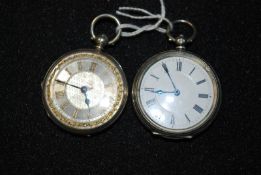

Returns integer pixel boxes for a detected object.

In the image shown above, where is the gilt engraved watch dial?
[42,50,128,134]
[132,50,221,138]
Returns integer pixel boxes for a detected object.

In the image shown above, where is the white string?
[116,0,172,37]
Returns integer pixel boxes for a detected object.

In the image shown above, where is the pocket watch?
[42,14,128,134]
[132,20,221,139]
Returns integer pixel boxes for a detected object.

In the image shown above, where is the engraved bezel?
[132,50,221,139]
[42,49,128,134]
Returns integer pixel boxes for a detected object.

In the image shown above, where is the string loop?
[116,0,173,37]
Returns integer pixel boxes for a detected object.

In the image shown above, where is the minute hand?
[162,62,178,91]
[55,80,81,89]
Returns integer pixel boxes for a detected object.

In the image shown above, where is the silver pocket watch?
[42,14,128,135]
[132,20,221,139]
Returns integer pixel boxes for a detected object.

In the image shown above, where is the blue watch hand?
[84,93,90,112]
[155,90,175,94]
[81,86,90,112]
[162,62,180,96]
[144,89,175,94]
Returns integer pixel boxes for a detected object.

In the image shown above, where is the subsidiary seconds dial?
[132,51,221,138]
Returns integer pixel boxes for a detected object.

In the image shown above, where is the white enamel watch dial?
[132,51,221,138]
[42,50,128,134]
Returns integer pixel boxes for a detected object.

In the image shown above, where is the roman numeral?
[185,114,191,123]
[144,88,154,91]
[170,115,175,127]
[146,98,156,106]
[86,113,91,119]
[108,96,115,103]
[198,94,209,98]
[193,104,203,114]
[77,62,83,71]
[196,79,206,85]
[189,67,195,75]
[55,91,64,98]
[89,62,97,72]
[72,109,79,118]
[177,60,182,71]
[65,68,72,76]
[61,102,69,110]
[150,74,159,80]
[104,83,113,88]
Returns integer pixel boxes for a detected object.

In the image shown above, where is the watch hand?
[81,86,90,112]
[161,62,180,96]
[84,93,90,112]
[145,89,175,94]
[56,80,93,90]
[56,80,81,89]
[162,62,177,90]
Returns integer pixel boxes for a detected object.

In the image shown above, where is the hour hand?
[81,86,91,112]
[144,88,175,94]
[84,94,90,112]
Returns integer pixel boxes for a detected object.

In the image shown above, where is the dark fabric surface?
[1,0,260,174]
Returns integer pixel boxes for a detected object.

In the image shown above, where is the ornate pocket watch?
[132,20,221,139]
[42,14,128,134]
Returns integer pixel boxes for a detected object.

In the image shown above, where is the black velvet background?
[1,0,260,174]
